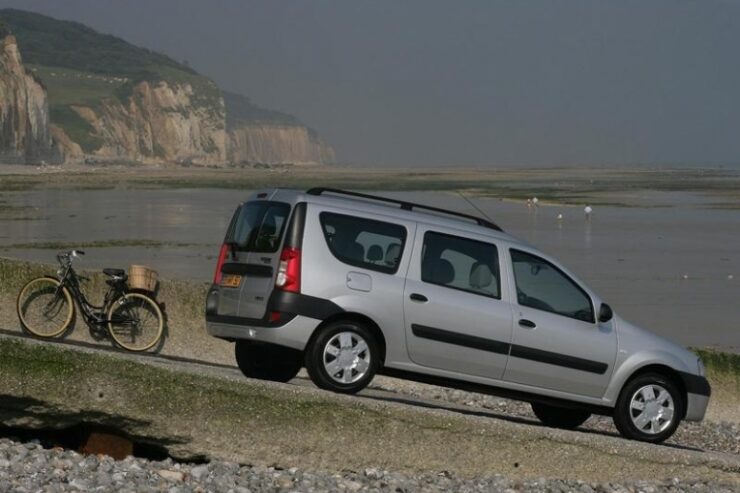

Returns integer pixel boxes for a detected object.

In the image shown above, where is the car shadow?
[351,386,704,453]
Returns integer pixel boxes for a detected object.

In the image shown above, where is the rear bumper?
[206,314,320,351]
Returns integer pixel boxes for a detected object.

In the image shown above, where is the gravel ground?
[368,376,740,456]
[1,438,738,493]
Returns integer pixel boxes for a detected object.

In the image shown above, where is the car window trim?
[509,248,595,323]
[421,230,502,300]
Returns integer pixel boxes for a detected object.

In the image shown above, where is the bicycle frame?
[55,262,128,327]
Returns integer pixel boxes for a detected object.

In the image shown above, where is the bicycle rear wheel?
[16,277,74,338]
[107,292,164,352]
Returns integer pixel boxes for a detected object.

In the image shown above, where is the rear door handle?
[409,293,428,302]
[518,319,536,329]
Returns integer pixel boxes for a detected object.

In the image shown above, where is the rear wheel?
[613,372,683,443]
[107,292,164,352]
[305,320,379,394]
[16,277,74,338]
[234,341,301,382]
[531,402,591,429]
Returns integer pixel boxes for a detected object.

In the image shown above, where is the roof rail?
[306,188,503,232]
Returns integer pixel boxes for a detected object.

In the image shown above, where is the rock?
[158,469,185,482]
[189,464,209,481]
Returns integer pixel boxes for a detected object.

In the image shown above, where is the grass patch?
[48,105,103,153]
[0,337,351,426]
[28,65,120,106]
[695,348,740,378]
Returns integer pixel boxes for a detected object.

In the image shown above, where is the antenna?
[457,191,496,225]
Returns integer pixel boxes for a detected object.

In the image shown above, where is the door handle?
[518,319,536,329]
[409,293,428,302]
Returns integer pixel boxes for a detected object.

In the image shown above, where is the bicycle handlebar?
[57,249,85,266]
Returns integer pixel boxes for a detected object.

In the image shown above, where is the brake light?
[276,247,301,292]
[213,243,229,284]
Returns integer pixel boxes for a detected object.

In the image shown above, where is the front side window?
[510,249,594,322]
[421,232,501,298]
[320,212,406,274]
[229,201,291,253]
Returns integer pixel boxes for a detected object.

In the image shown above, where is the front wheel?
[17,277,75,338]
[613,373,683,443]
[107,292,164,352]
[531,402,591,429]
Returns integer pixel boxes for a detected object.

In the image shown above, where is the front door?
[403,227,513,380]
[503,248,616,397]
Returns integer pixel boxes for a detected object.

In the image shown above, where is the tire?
[107,292,164,352]
[613,372,683,443]
[17,277,75,338]
[234,341,302,383]
[531,402,591,429]
[305,320,379,394]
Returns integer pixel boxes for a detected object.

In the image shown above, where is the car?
[205,188,710,443]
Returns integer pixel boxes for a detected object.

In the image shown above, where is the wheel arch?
[618,364,688,418]
[307,312,387,364]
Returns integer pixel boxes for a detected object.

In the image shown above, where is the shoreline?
[1,164,739,209]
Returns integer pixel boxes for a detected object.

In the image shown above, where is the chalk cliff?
[0,33,52,164]
[0,9,335,166]
[54,80,227,165]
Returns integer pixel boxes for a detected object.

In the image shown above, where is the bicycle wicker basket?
[128,264,159,292]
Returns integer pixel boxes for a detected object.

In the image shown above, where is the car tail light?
[276,247,301,293]
[213,243,229,284]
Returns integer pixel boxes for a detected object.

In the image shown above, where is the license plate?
[221,274,242,288]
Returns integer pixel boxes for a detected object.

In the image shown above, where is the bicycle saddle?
[103,268,126,277]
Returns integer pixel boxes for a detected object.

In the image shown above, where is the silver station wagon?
[206,188,710,443]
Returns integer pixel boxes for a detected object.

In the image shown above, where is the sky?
[1,0,739,167]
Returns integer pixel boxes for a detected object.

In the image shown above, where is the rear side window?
[229,201,291,253]
[319,212,406,274]
[422,232,501,298]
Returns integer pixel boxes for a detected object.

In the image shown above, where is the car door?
[403,226,513,380]
[502,247,616,397]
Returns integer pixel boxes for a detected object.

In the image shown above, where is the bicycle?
[16,249,165,352]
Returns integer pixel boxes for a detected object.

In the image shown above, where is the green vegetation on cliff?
[0,8,195,81]
[223,91,301,129]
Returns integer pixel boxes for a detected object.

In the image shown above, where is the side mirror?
[599,303,613,323]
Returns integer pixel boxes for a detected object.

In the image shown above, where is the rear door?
[217,200,292,319]
[403,226,513,380]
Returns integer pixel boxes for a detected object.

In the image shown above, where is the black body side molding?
[411,323,609,375]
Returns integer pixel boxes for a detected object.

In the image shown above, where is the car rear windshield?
[228,201,291,253]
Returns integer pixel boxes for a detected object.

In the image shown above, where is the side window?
[421,232,500,299]
[319,212,406,274]
[510,249,594,323]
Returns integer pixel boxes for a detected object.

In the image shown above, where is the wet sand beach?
[0,166,738,351]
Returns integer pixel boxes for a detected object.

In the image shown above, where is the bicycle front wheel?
[107,292,164,352]
[16,277,75,338]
